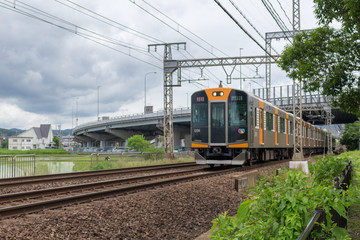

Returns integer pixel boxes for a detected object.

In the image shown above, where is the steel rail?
[0,159,288,219]
[0,162,197,187]
[0,167,207,203]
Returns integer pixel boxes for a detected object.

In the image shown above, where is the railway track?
[0,162,198,187]
[0,159,288,219]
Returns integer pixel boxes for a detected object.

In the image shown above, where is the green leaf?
[332,226,350,240]
[331,204,348,219]
[236,200,250,222]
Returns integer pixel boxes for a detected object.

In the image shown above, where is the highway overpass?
[72,108,191,150]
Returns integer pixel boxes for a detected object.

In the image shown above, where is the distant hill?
[9,128,24,133]
[0,128,19,137]
[53,129,73,136]
[0,128,73,137]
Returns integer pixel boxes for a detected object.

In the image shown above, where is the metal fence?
[297,161,352,240]
[0,155,36,178]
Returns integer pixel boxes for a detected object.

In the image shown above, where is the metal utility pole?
[164,55,279,158]
[148,42,186,159]
[324,103,333,154]
[291,0,304,160]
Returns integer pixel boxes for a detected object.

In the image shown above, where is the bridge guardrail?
[73,107,191,134]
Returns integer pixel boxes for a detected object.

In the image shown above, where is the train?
[190,87,328,166]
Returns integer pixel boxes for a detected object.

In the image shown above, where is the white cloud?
[0,102,51,130]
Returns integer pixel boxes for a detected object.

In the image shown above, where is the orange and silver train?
[191,87,328,166]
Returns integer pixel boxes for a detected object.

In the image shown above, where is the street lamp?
[97,85,101,121]
[144,71,157,113]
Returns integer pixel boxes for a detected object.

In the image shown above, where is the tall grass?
[0,149,69,155]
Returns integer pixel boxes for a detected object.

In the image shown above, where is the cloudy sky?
[0,0,319,130]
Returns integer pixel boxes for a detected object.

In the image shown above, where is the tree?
[127,135,150,152]
[1,140,8,149]
[278,0,360,117]
[53,136,60,147]
[340,121,360,150]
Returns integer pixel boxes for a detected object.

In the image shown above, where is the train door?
[259,108,264,145]
[210,102,226,143]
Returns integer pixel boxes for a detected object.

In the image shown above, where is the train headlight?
[212,91,224,97]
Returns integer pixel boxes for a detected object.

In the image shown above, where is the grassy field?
[0,149,69,155]
[0,149,195,176]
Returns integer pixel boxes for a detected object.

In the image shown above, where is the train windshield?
[192,103,208,127]
[211,103,225,127]
[229,101,247,126]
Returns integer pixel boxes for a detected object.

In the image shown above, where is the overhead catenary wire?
[177,50,225,87]
[261,0,292,43]
[3,0,151,53]
[140,0,230,57]
[53,0,243,85]
[0,0,162,68]
[213,0,275,59]
[130,0,259,77]
[129,0,230,59]
[55,0,164,44]
[275,0,292,27]
[227,0,280,55]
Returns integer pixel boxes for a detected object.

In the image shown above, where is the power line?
[130,0,259,77]
[275,0,292,27]
[213,0,274,58]
[140,0,230,57]
[129,0,228,58]
[261,0,292,42]
[0,0,162,68]
[55,0,164,44]
[178,50,224,87]
[227,0,280,55]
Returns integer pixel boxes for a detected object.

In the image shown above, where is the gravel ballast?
[0,161,291,239]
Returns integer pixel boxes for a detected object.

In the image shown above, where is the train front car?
[191,88,249,166]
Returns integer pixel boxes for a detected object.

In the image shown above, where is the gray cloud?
[0,0,318,129]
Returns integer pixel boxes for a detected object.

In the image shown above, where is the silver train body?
[191,88,327,166]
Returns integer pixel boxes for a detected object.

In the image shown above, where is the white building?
[61,135,75,147]
[8,124,54,150]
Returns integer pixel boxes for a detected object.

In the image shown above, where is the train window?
[280,117,285,133]
[289,120,293,134]
[192,103,208,127]
[229,101,247,126]
[211,103,225,127]
[266,112,273,131]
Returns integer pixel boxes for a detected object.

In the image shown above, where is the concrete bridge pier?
[174,125,190,150]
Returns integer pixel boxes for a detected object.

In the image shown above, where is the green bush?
[90,161,117,170]
[127,135,150,152]
[142,146,164,160]
[309,154,350,185]
[211,153,360,239]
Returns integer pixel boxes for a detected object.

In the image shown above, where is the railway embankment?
[211,151,360,239]
[0,160,289,239]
